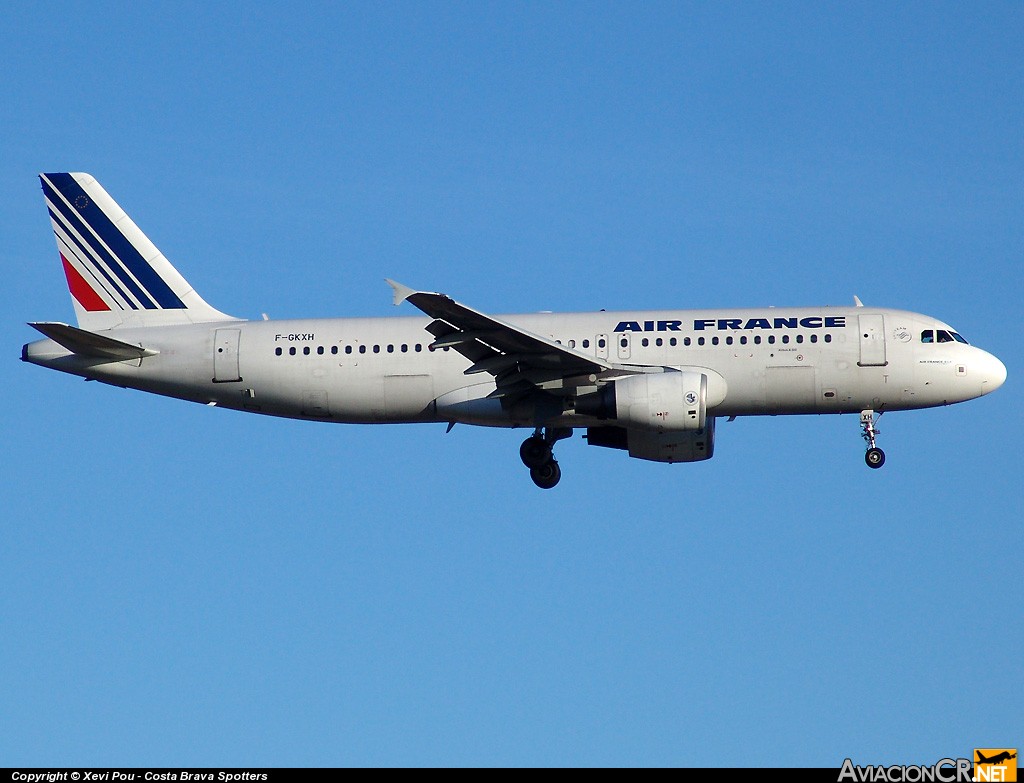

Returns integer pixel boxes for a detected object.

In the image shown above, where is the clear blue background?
[2,2,1019,767]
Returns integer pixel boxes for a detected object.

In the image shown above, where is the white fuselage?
[22,305,1006,428]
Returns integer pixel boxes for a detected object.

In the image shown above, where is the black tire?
[530,460,561,489]
[865,447,885,469]
[520,436,552,468]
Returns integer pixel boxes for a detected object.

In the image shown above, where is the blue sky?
[2,2,1020,767]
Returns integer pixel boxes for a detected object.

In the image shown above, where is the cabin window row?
[555,334,834,349]
[639,333,833,347]
[274,343,445,356]
[276,332,837,357]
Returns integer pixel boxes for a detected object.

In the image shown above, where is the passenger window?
[725,336,733,346]
[754,336,761,345]
[373,345,380,353]
[317,346,324,355]
[824,334,832,343]
[796,335,804,344]
[641,338,649,347]
[387,344,394,353]
[669,337,677,346]
[782,335,790,344]
[568,339,575,348]
[768,335,776,345]
[331,346,338,355]
[684,337,691,346]
[345,346,353,354]
[303,346,310,355]
[656,338,663,347]
[289,347,296,355]
[620,337,628,348]
[740,336,747,345]
[598,338,606,348]
[415,344,422,352]
[359,345,366,354]
[698,337,705,346]
[810,334,818,344]
[921,330,934,343]
[275,347,282,356]
[401,344,408,352]
[582,339,590,348]
[712,337,719,346]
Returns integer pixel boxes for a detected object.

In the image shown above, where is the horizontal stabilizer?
[29,322,158,361]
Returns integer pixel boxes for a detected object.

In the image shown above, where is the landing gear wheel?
[530,460,561,489]
[520,436,552,469]
[859,410,886,470]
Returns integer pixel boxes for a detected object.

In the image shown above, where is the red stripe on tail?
[61,253,110,311]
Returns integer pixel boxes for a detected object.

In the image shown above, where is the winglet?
[853,295,864,307]
[385,279,417,306]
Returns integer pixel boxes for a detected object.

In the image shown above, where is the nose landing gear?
[520,427,572,489]
[860,410,885,469]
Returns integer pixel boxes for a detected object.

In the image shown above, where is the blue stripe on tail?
[47,207,137,310]
[43,179,154,309]
[42,174,186,309]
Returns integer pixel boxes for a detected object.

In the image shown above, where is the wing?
[386,280,621,399]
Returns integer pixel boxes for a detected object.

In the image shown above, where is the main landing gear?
[520,427,572,489]
[860,410,885,469]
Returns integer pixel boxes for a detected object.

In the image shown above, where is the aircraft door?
[617,332,631,360]
[213,328,242,382]
[858,315,887,367]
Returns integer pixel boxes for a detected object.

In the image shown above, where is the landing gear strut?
[521,427,572,489]
[860,410,885,469]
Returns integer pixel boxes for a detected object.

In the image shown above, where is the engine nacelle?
[586,417,716,463]
[576,369,724,433]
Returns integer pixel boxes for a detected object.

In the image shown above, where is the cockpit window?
[922,328,968,345]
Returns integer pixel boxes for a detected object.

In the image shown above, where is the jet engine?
[575,369,724,433]
[576,368,723,463]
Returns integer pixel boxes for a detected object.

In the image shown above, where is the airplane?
[976,752,1016,765]
[22,172,1007,489]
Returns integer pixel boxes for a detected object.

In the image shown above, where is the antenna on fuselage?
[853,296,864,307]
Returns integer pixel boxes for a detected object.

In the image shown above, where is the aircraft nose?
[980,351,1007,395]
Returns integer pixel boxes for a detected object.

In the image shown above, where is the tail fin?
[39,172,237,330]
